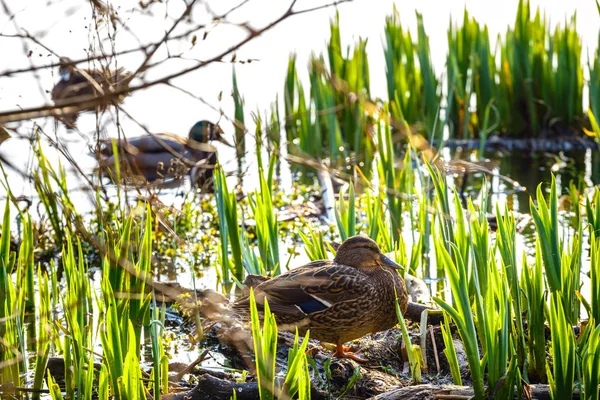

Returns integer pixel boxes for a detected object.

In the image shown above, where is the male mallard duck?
[52,57,131,127]
[98,120,231,186]
[233,235,408,362]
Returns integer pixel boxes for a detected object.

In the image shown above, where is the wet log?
[161,373,259,400]
[369,383,580,400]
[405,302,443,325]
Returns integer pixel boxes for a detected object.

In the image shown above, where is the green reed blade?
[548,292,576,400]
[522,244,547,382]
[249,289,278,400]
[440,314,462,385]
[233,66,246,160]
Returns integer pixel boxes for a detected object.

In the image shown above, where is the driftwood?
[369,383,580,400]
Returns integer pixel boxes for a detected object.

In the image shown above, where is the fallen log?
[405,302,443,325]
[161,370,327,400]
[161,373,260,400]
[369,383,580,400]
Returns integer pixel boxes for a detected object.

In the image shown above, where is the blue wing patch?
[296,298,329,314]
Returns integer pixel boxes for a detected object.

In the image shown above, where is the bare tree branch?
[0,0,354,125]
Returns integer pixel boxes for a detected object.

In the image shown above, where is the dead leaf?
[0,127,11,145]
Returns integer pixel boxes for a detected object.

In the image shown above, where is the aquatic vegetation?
[385,8,440,138]
[446,8,496,139]
[213,166,244,283]
[284,13,374,171]
[433,234,485,399]
[522,243,547,382]
[250,135,280,275]
[249,290,311,400]
[395,296,422,383]
[233,66,246,161]
[249,289,278,400]
[589,2,600,141]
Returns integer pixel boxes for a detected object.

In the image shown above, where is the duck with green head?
[233,235,408,362]
[99,120,231,186]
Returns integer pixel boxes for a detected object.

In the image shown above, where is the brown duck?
[51,57,130,127]
[233,235,408,362]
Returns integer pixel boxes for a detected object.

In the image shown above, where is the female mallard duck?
[233,235,408,362]
[98,120,231,187]
[52,57,131,127]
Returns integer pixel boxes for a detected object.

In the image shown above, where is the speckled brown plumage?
[51,57,131,127]
[233,235,409,361]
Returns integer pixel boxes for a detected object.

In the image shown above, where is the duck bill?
[212,124,233,147]
[380,254,403,269]
[216,135,233,148]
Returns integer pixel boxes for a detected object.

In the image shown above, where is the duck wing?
[100,134,188,156]
[234,262,372,319]
[52,68,129,101]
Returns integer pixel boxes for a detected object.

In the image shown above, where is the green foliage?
[335,183,356,240]
[494,205,526,369]
[395,295,421,383]
[530,176,562,293]
[591,232,600,326]
[33,139,73,247]
[32,266,51,399]
[248,289,312,400]
[522,245,547,382]
[233,66,246,160]
[299,227,330,261]
[214,166,244,282]
[547,293,576,400]
[589,2,600,142]
[531,175,581,323]
[582,324,600,400]
[0,200,23,389]
[327,12,372,170]
[285,14,374,169]
[433,236,485,400]
[376,114,403,245]
[249,290,278,400]
[249,151,280,275]
[384,8,440,137]
[149,301,168,399]
[440,315,462,385]
[282,329,311,399]
[446,8,494,138]
[500,0,583,135]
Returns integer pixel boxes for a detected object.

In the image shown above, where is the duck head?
[189,120,232,146]
[333,235,403,270]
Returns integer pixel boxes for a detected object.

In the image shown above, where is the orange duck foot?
[332,344,368,363]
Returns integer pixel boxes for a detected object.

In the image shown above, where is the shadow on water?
[456,149,600,214]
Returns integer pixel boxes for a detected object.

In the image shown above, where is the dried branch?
[0,0,354,125]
